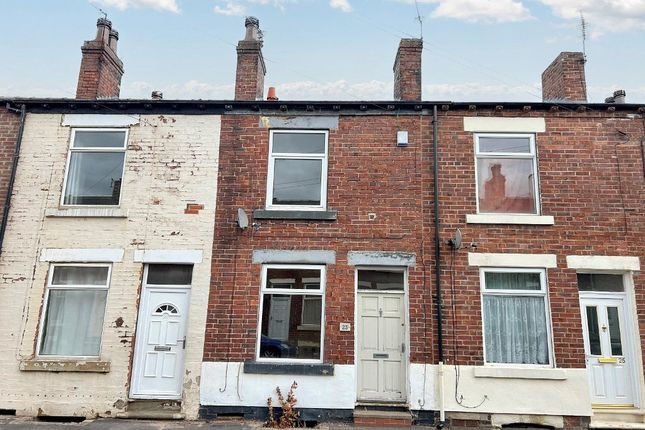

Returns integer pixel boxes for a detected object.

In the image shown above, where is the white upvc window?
[37,264,111,358]
[266,130,328,211]
[62,128,128,206]
[475,133,539,215]
[257,265,325,362]
[480,268,552,366]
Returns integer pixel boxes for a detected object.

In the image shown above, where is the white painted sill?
[45,208,128,218]
[473,366,567,380]
[466,214,554,225]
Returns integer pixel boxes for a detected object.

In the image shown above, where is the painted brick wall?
[0,106,20,229]
[0,114,220,419]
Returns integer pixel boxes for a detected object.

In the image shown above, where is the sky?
[1,0,644,103]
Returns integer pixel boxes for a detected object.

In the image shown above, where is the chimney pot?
[267,87,278,101]
[393,38,423,101]
[541,52,587,102]
[151,91,163,100]
[613,89,626,104]
[108,30,119,53]
[244,16,261,41]
[96,18,112,44]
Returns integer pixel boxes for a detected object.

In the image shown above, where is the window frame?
[266,129,329,211]
[61,128,129,207]
[474,133,540,215]
[36,263,112,359]
[479,267,554,367]
[256,264,326,364]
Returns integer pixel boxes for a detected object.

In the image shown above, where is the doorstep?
[116,400,184,420]
[353,407,412,427]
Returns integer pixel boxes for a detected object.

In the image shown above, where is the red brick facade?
[203,106,645,374]
[0,106,20,228]
[436,109,645,369]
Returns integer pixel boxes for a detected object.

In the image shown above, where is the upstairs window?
[266,130,328,210]
[62,129,127,206]
[475,134,539,214]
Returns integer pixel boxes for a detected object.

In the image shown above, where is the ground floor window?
[481,268,551,365]
[258,265,325,361]
[39,264,111,357]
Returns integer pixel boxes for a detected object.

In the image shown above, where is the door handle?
[179,336,186,350]
[401,343,405,353]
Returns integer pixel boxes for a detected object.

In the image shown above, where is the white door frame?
[578,272,642,409]
[130,266,192,400]
[354,266,410,404]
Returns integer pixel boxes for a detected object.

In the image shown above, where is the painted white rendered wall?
[409,364,591,417]
[0,114,220,419]
[202,361,590,418]
[201,363,356,410]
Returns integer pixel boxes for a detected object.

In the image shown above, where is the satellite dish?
[454,228,462,249]
[448,228,463,249]
[237,208,249,229]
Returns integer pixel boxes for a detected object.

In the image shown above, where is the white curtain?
[64,153,83,205]
[40,290,107,356]
[484,295,548,364]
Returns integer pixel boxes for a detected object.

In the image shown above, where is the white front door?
[357,292,406,402]
[580,296,635,407]
[131,288,190,399]
[268,296,291,341]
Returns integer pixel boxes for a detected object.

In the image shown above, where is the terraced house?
[0,16,644,430]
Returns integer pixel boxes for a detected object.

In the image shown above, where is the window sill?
[19,359,111,373]
[466,214,554,225]
[253,209,337,221]
[243,360,334,376]
[45,208,128,218]
[473,366,566,380]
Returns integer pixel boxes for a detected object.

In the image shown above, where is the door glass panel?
[607,306,623,356]
[586,306,602,356]
[357,270,404,291]
[577,274,624,292]
[147,264,193,285]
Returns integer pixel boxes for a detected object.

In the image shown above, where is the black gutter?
[3,98,644,115]
[433,104,444,363]
[0,103,26,256]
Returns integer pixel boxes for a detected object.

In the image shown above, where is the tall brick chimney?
[234,17,266,101]
[541,52,587,103]
[76,18,124,100]
[393,38,423,101]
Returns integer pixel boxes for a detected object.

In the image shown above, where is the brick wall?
[204,106,644,381]
[76,19,123,100]
[0,114,220,419]
[0,106,20,230]
[542,52,587,102]
[436,109,645,371]
[204,113,436,364]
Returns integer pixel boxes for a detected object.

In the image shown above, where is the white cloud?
[396,0,533,23]
[123,80,234,99]
[539,0,645,36]
[330,0,352,13]
[90,0,180,13]
[213,1,247,16]
[425,82,541,101]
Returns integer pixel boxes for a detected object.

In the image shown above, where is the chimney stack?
[393,38,423,101]
[234,17,266,101]
[541,52,587,103]
[76,18,124,100]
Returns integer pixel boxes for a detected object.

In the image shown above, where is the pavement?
[0,417,435,430]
